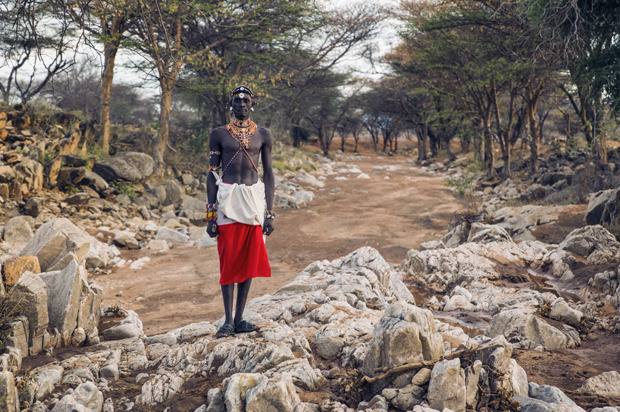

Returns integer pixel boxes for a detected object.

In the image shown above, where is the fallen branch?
[362,343,504,384]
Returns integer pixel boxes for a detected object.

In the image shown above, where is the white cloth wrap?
[213,171,265,226]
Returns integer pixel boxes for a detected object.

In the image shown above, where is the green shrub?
[113,181,137,200]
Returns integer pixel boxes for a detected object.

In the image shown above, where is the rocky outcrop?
[92,151,154,182]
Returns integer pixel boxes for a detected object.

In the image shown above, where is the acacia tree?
[62,0,138,154]
[127,0,226,175]
[532,0,620,164]
[0,0,74,104]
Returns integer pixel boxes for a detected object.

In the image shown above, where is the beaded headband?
[231,85,253,101]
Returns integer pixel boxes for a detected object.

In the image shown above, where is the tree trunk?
[100,42,119,155]
[417,123,427,162]
[526,85,541,174]
[155,79,173,176]
[482,115,495,178]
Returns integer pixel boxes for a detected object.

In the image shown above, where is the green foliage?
[445,174,477,196]
[112,181,137,200]
[63,183,82,195]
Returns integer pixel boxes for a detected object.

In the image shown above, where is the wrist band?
[265,209,276,219]
[206,204,218,221]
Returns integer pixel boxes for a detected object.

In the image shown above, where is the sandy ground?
[97,146,466,336]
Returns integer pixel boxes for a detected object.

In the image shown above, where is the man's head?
[230,85,255,121]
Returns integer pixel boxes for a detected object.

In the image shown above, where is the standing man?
[206,85,275,338]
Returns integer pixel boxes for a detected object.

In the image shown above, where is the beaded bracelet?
[265,209,276,219]
[206,204,218,221]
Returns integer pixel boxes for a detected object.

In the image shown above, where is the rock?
[245,375,302,412]
[3,216,33,248]
[427,358,466,412]
[586,188,619,226]
[510,359,529,396]
[443,295,475,312]
[51,381,104,412]
[164,179,184,206]
[57,166,87,189]
[28,364,64,403]
[578,371,620,398]
[223,373,267,412]
[24,197,45,217]
[464,360,482,408]
[362,302,444,384]
[529,382,580,406]
[154,226,190,247]
[488,309,578,350]
[71,327,86,346]
[20,218,93,271]
[0,372,19,412]
[206,388,225,412]
[411,368,432,386]
[312,335,344,360]
[389,384,425,411]
[559,225,619,264]
[100,363,120,381]
[147,239,170,252]
[292,171,325,188]
[549,298,583,327]
[467,223,513,244]
[492,205,562,241]
[11,272,49,355]
[514,394,585,412]
[358,395,389,411]
[2,255,40,286]
[93,151,154,182]
[38,257,82,345]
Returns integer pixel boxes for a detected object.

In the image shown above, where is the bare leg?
[221,283,235,327]
[234,278,252,326]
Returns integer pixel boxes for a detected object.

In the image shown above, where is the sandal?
[234,320,260,334]
[215,323,234,338]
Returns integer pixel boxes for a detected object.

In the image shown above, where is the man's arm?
[261,128,275,236]
[206,129,221,238]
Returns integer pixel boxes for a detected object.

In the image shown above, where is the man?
[206,85,275,338]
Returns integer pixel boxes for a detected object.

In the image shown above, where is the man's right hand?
[207,221,219,238]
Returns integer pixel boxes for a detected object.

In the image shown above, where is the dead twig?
[362,343,504,385]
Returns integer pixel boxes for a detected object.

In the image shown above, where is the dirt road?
[97,150,467,336]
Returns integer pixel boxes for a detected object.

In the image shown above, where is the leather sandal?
[234,320,260,334]
[216,323,234,338]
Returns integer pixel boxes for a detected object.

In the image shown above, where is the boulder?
[51,381,104,412]
[0,372,19,412]
[2,255,40,286]
[57,167,86,189]
[3,216,33,249]
[578,371,620,398]
[427,358,466,412]
[93,153,148,182]
[245,375,302,412]
[20,218,93,271]
[362,302,444,381]
[559,225,619,264]
[586,188,619,225]
[488,308,578,350]
[38,257,82,345]
[164,179,184,206]
[24,197,46,217]
[155,227,190,247]
[11,272,49,355]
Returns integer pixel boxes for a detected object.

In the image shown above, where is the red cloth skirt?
[217,223,271,285]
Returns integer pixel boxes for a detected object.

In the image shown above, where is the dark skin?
[206,93,275,334]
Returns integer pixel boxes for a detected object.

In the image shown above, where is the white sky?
[1,0,402,101]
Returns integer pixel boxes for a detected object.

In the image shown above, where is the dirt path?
[96,150,467,335]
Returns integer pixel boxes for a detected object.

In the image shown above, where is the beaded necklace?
[226,118,257,149]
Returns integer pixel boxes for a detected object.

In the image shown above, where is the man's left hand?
[263,218,274,236]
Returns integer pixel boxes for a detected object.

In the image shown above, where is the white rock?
[427,358,466,412]
[578,371,620,398]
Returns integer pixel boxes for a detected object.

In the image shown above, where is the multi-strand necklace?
[226,118,257,149]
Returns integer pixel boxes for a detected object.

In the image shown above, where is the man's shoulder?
[210,125,228,136]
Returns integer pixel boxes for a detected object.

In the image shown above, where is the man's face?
[231,95,253,119]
